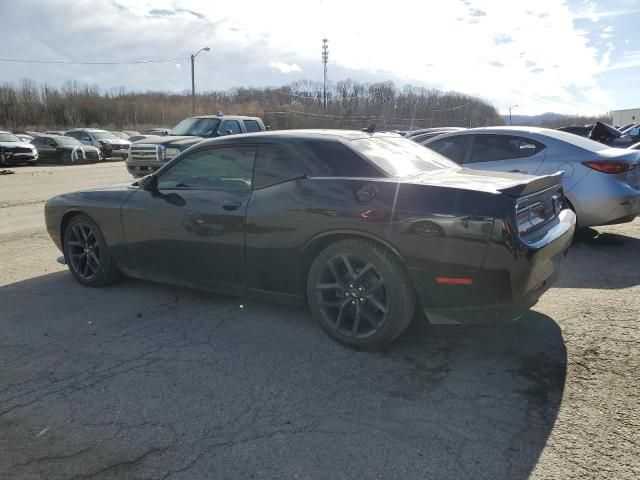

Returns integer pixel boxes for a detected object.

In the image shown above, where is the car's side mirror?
[139,175,158,192]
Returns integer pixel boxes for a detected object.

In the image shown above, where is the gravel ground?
[0,163,638,479]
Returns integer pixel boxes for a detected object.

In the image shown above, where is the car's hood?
[588,121,622,143]
[406,167,561,197]
[0,141,35,149]
[132,135,203,147]
[101,139,131,146]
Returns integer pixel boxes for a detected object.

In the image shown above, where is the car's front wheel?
[307,238,416,349]
[63,214,121,287]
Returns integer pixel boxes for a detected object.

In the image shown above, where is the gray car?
[420,127,640,228]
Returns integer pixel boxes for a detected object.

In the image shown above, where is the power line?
[0,57,187,65]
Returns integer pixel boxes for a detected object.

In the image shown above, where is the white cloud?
[3,0,636,115]
[269,61,302,74]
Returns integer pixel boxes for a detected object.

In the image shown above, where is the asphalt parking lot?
[1,163,639,479]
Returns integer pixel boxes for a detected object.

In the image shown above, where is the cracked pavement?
[1,163,639,479]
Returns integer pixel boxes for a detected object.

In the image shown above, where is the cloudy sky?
[1,0,639,115]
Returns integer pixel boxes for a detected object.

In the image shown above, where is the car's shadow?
[1,272,566,480]
[555,227,640,289]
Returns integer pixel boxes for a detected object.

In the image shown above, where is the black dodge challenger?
[45,130,576,349]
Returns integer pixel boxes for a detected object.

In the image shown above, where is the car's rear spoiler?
[498,172,563,198]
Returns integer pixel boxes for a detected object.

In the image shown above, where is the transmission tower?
[322,38,329,109]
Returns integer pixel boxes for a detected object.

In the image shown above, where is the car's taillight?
[516,195,560,235]
[582,161,636,174]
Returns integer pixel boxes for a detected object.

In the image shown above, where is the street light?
[509,104,519,126]
[191,46,210,114]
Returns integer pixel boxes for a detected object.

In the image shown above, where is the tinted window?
[350,136,458,177]
[254,146,305,189]
[298,139,384,177]
[243,120,262,133]
[31,137,45,146]
[158,147,256,191]
[170,118,220,137]
[220,120,242,135]
[0,132,20,142]
[66,131,81,140]
[470,135,545,163]
[427,136,470,164]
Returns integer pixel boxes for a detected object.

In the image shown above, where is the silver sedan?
[419,127,640,228]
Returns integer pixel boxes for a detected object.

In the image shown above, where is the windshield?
[90,131,117,140]
[55,136,81,146]
[543,129,610,152]
[350,135,459,177]
[170,117,221,137]
[0,133,21,142]
[110,131,129,139]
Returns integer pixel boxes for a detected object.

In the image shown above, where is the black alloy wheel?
[307,239,416,349]
[316,254,389,339]
[64,215,120,286]
[66,222,101,281]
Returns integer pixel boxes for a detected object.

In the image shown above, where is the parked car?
[64,128,131,160]
[15,134,35,143]
[31,135,102,163]
[561,121,640,147]
[405,127,466,139]
[145,128,170,135]
[127,113,266,177]
[123,130,141,137]
[0,130,38,165]
[556,125,593,137]
[421,127,640,228]
[44,130,67,136]
[45,130,575,349]
[110,131,130,140]
[410,128,467,143]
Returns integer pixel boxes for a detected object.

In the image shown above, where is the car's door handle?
[508,169,523,173]
[222,200,242,211]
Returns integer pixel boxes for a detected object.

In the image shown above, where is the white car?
[64,128,131,160]
[0,131,38,166]
[420,127,640,228]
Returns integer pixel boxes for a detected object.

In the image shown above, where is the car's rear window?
[350,136,458,177]
[543,130,609,152]
[297,139,385,178]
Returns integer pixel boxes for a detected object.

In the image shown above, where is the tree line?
[0,78,505,132]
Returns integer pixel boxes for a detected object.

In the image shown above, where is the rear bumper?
[414,209,576,324]
[568,178,640,227]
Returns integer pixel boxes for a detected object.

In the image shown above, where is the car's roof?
[197,129,401,146]
[0,130,13,134]
[190,115,262,121]
[67,128,108,132]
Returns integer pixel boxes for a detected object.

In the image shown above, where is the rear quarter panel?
[245,177,497,296]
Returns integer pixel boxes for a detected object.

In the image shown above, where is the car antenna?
[361,124,376,133]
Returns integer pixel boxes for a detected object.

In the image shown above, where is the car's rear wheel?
[307,239,415,349]
[63,214,120,287]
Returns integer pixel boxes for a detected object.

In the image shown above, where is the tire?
[306,238,416,349]
[63,214,121,287]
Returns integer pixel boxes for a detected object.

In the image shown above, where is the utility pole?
[509,104,519,126]
[322,38,329,109]
[191,46,210,114]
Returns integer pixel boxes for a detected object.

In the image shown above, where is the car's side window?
[469,135,545,163]
[427,136,470,164]
[254,146,305,189]
[220,120,242,135]
[81,132,92,142]
[31,137,44,146]
[243,120,262,133]
[157,147,256,191]
[297,139,384,178]
[66,131,80,140]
